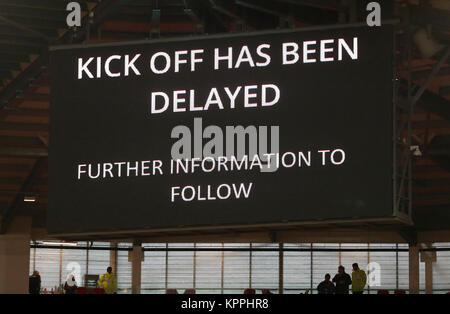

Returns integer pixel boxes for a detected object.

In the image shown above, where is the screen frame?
[48,21,407,237]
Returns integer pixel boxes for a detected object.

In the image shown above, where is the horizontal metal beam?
[0,135,46,147]
[100,20,198,33]
[0,52,30,63]
[0,108,50,119]
[411,46,450,109]
[0,0,89,11]
[0,121,49,132]
[0,44,43,55]
[0,15,66,31]
[0,14,52,43]
[400,78,450,122]
[0,147,48,157]
[236,0,286,18]
[411,66,450,81]
[410,4,450,29]
[17,92,50,101]
[0,177,46,186]
[0,0,126,109]
[274,0,346,11]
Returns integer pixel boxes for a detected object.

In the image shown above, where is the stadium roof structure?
[0,0,449,243]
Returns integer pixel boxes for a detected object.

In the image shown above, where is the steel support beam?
[0,52,47,109]
[409,245,420,294]
[0,0,130,109]
[0,156,47,234]
[0,147,48,157]
[209,0,241,20]
[0,14,52,43]
[410,46,450,109]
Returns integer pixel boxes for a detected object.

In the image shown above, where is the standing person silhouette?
[98,266,117,294]
[332,266,352,294]
[29,270,41,294]
[351,263,367,294]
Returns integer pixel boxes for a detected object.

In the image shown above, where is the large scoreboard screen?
[49,25,394,235]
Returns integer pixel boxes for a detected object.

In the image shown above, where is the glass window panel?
[341,244,368,271]
[167,243,194,290]
[87,248,110,277]
[223,243,250,293]
[195,244,222,292]
[283,244,311,294]
[434,250,450,293]
[142,244,166,293]
[419,261,426,292]
[369,250,396,290]
[29,247,35,275]
[28,242,420,294]
[35,248,61,291]
[398,251,409,290]
[251,244,278,292]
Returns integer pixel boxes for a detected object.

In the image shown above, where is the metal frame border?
[48,20,407,238]
[49,20,399,51]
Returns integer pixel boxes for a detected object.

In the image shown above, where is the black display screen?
[49,25,394,235]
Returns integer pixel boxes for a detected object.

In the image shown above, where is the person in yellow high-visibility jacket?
[351,263,367,294]
[98,267,117,294]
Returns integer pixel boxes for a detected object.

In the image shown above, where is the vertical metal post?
[409,245,420,294]
[406,15,413,220]
[367,243,370,294]
[425,260,433,294]
[279,243,283,294]
[221,243,224,294]
[395,12,413,220]
[97,27,102,40]
[249,243,252,289]
[392,22,398,217]
[165,243,168,291]
[151,9,161,38]
[396,244,399,290]
[130,241,143,294]
[310,243,313,292]
[348,0,357,23]
[193,243,196,289]
[33,245,36,271]
[110,242,117,274]
[59,248,63,288]
[86,241,89,277]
